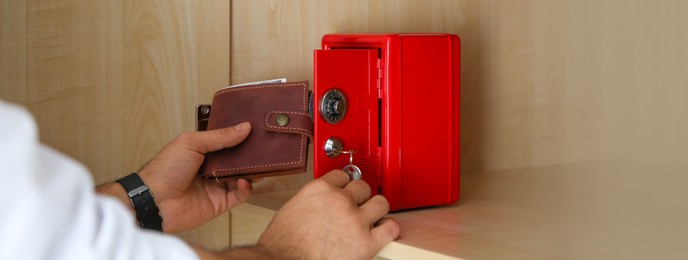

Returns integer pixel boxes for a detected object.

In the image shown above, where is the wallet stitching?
[208,143,305,174]
[211,160,302,172]
[265,111,313,136]
[208,82,308,175]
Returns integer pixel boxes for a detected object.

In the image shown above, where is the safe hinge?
[376,58,383,99]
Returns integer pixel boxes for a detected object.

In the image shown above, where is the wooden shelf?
[230,191,456,259]
[231,190,564,259]
[231,162,688,259]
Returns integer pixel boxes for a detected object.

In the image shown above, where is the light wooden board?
[229,1,688,258]
[230,0,465,194]
[0,0,231,249]
[232,196,461,260]
[5,0,688,257]
[230,0,688,177]
[239,160,688,259]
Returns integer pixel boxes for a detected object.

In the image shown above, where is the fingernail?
[234,122,251,132]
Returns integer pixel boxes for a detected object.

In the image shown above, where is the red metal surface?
[314,34,460,211]
[313,49,380,194]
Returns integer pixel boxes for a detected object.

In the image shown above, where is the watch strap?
[116,172,163,231]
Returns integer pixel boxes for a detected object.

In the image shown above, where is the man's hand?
[139,122,253,233]
[98,122,254,233]
[257,170,401,259]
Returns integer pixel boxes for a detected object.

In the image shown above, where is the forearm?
[193,245,275,260]
[99,182,273,259]
[96,182,135,214]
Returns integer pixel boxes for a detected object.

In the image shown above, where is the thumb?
[226,178,253,209]
[184,122,252,154]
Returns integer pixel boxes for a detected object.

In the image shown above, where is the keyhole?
[324,137,344,158]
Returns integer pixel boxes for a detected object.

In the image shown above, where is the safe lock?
[319,89,347,124]
[323,137,344,158]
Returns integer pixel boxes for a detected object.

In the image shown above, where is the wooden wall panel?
[231,0,688,258]
[461,0,688,171]
[0,0,26,101]
[0,0,231,250]
[459,1,688,258]
[5,0,688,257]
[230,0,466,193]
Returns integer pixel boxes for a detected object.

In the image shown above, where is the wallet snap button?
[275,113,290,127]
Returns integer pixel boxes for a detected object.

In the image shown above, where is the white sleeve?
[0,101,198,260]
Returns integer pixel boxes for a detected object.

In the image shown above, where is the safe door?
[313,49,381,195]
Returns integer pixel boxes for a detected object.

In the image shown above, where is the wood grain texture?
[1,0,231,249]
[230,0,688,173]
[463,3,688,255]
[230,0,465,194]
[5,0,688,257]
[0,0,27,101]
[233,194,461,260]
[464,0,688,171]
[241,162,688,259]
[230,0,688,258]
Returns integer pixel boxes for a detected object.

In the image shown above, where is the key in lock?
[323,137,362,180]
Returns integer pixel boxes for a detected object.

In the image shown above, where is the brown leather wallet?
[199,81,312,182]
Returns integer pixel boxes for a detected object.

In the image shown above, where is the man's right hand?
[257,170,401,259]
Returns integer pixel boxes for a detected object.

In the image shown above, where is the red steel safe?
[313,34,460,211]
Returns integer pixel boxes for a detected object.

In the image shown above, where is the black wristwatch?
[116,172,163,231]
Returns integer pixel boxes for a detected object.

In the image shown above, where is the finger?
[225,179,237,190]
[359,195,390,225]
[374,216,397,228]
[319,169,351,188]
[226,178,253,208]
[181,122,252,154]
[343,180,372,205]
[370,217,400,249]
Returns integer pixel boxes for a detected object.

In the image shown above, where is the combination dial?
[319,89,348,124]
